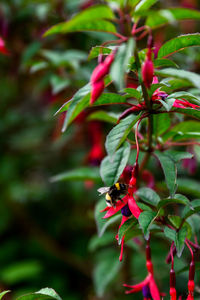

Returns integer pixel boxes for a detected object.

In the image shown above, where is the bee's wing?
[97,187,110,195]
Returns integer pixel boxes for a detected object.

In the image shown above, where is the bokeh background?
[1,1,200,299]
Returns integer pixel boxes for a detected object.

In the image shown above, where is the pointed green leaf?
[153,113,171,136]
[87,111,118,124]
[110,38,135,90]
[106,114,141,157]
[17,288,62,300]
[165,151,193,163]
[155,151,177,196]
[135,0,158,13]
[123,88,142,100]
[50,167,101,183]
[118,218,138,244]
[182,199,200,219]
[157,194,190,209]
[177,178,200,198]
[44,5,116,36]
[139,211,156,238]
[156,68,200,89]
[88,46,112,60]
[146,8,200,29]
[154,58,178,68]
[162,121,200,142]
[164,226,187,257]
[136,187,160,206]
[100,142,131,186]
[174,107,200,121]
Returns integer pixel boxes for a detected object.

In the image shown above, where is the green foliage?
[105,114,141,157]
[18,288,62,300]
[100,142,131,186]
[44,5,116,36]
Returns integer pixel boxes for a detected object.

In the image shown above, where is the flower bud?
[90,80,104,105]
[90,63,109,83]
[142,58,154,89]
[0,36,9,55]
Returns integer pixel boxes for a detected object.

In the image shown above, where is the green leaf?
[159,98,176,111]
[165,150,193,163]
[110,38,135,90]
[135,0,158,13]
[177,178,200,198]
[154,58,178,68]
[44,5,116,36]
[0,291,10,300]
[155,151,177,196]
[123,88,142,100]
[87,111,118,124]
[60,89,126,131]
[1,260,42,285]
[118,218,138,244]
[105,114,141,157]
[95,199,121,237]
[162,121,200,141]
[153,113,171,136]
[93,249,121,297]
[157,194,190,209]
[136,187,160,206]
[164,226,187,257]
[18,288,62,300]
[182,199,200,219]
[100,142,131,186]
[155,68,200,89]
[174,107,200,121]
[50,167,101,183]
[88,46,112,60]
[146,8,200,28]
[139,211,156,238]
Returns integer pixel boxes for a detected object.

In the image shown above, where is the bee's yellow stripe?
[115,183,120,190]
[106,193,111,201]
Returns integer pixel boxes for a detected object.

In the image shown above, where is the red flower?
[100,163,142,261]
[90,53,115,104]
[142,36,154,89]
[0,36,9,55]
[124,259,160,300]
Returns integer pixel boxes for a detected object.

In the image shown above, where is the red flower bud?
[90,62,109,83]
[90,80,104,105]
[142,58,154,89]
[170,287,177,300]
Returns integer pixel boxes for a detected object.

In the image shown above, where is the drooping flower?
[101,163,141,261]
[124,242,161,300]
[90,52,115,104]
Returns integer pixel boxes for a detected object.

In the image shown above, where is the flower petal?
[103,200,127,218]
[128,196,141,219]
[123,274,151,294]
[149,276,161,300]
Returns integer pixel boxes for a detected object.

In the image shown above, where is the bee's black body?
[105,183,127,207]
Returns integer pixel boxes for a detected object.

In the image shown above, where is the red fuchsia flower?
[142,35,154,89]
[101,163,142,261]
[87,121,104,166]
[90,52,115,105]
[0,36,9,55]
[124,243,161,300]
[185,240,195,300]
[169,242,177,300]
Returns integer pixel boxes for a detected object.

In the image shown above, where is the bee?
[98,183,128,208]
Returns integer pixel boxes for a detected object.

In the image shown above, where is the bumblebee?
[98,183,128,208]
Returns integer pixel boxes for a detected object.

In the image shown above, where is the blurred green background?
[1,1,200,300]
